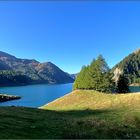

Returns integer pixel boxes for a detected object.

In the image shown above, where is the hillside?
[41,90,140,139]
[1,90,140,138]
[113,48,140,84]
[0,51,74,85]
[42,90,140,110]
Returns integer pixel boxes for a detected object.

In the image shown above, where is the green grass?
[1,90,140,138]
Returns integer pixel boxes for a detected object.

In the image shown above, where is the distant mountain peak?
[0,50,74,85]
[42,61,54,65]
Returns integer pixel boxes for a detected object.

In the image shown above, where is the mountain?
[69,73,78,80]
[112,48,140,84]
[0,51,74,86]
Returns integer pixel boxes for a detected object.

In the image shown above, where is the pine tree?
[91,55,114,92]
[116,75,129,93]
[73,66,87,90]
[73,55,114,93]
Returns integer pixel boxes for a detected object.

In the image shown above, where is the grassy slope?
[1,90,140,139]
[43,90,140,111]
[42,90,140,139]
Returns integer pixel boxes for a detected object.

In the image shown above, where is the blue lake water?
[129,86,140,93]
[0,83,73,108]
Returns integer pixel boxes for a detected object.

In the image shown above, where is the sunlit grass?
[42,90,140,111]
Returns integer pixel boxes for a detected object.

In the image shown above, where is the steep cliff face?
[113,68,123,83]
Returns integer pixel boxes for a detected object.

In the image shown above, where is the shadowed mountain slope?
[112,48,140,84]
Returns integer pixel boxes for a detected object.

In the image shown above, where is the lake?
[0,83,73,108]
[129,86,140,93]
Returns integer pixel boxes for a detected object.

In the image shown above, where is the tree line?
[0,70,32,86]
[73,55,129,93]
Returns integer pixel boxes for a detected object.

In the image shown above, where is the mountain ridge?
[0,51,74,86]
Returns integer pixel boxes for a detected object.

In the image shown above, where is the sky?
[0,1,140,73]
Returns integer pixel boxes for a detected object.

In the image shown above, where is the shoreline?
[39,91,74,109]
[130,83,140,86]
[0,82,74,88]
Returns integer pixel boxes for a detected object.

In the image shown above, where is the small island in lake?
[0,94,21,102]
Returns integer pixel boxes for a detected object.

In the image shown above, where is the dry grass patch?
[42,90,140,111]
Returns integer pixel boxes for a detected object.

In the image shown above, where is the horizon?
[0,48,139,74]
[1,1,140,73]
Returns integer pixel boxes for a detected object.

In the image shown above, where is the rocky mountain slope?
[0,51,74,85]
[113,48,140,84]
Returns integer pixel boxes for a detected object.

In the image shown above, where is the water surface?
[129,86,140,93]
[0,83,73,108]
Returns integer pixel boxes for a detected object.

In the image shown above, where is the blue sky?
[0,1,140,73]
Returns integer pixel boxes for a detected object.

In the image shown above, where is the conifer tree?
[89,55,113,92]
[116,75,129,93]
[73,66,87,90]
[73,55,114,93]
